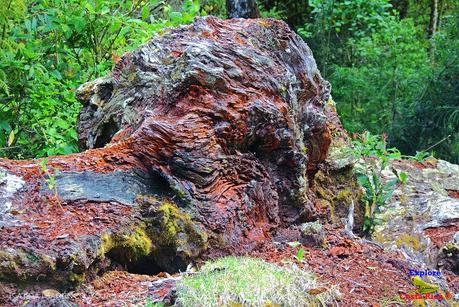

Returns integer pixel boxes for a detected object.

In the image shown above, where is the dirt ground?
[1,225,456,306]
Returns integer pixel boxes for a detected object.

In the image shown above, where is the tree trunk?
[428,0,439,59]
[391,0,409,19]
[428,0,439,38]
[226,0,261,18]
[0,17,340,288]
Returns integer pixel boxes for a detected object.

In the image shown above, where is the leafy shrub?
[176,256,339,307]
[0,0,201,159]
[352,131,433,163]
[352,132,412,235]
[357,163,398,236]
[352,131,401,161]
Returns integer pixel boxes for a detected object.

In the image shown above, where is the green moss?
[155,201,208,257]
[312,167,364,230]
[98,233,115,257]
[442,243,458,255]
[395,233,422,251]
[97,226,152,261]
[373,231,388,244]
[337,190,353,203]
[68,272,85,285]
[121,227,152,257]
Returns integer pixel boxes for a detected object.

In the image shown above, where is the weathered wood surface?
[0,17,336,287]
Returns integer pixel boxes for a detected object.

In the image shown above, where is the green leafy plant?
[352,131,433,164]
[144,298,163,307]
[412,151,430,162]
[352,131,402,161]
[357,161,398,236]
[0,0,201,159]
[295,247,305,263]
[38,158,61,206]
[397,171,408,185]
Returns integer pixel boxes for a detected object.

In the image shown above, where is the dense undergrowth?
[0,0,200,158]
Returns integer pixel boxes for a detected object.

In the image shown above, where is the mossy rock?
[138,196,208,270]
[313,168,364,231]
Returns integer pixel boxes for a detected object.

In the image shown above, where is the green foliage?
[352,131,402,162]
[295,0,458,163]
[352,132,411,235]
[397,171,408,185]
[298,0,394,75]
[295,247,305,263]
[176,256,339,306]
[332,18,429,135]
[0,0,201,159]
[412,151,430,162]
[399,12,459,163]
[357,163,398,236]
[144,299,163,307]
[299,0,393,39]
[38,158,61,206]
[201,0,226,18]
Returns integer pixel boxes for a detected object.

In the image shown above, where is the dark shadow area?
[94,117,120,148]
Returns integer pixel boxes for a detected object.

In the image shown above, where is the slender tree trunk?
[437,0,443,29]
[428,0,439,60]
[226,0,261,18]
[428,0,438,38]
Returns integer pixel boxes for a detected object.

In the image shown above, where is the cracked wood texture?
[0,17,333,288]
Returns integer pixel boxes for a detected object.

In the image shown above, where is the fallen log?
[0,17,336,288]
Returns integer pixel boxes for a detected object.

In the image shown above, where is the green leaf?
[296,248,305,263]
[7,130,15,146]
[398,171,408,184]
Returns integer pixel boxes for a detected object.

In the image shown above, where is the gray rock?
[300,221,326,247]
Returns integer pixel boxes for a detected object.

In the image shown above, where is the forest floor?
[2,224,456,306]
[68,226,423,306]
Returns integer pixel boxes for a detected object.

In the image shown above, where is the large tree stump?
[0,17,334,288]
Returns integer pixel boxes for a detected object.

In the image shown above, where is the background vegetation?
[1,0,458,162]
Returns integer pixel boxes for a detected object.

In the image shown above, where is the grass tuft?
[176,256,340,307]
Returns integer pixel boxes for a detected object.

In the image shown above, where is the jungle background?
[0,0,458,162]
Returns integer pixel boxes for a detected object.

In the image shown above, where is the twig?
[422,134,451,152]
[342,277,372,289]
[0,145,21,150]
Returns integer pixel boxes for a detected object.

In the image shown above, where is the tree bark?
[391,0,409,19]
[0,17,339,288]
[428,0,439,60]
[428,0,439,38]
[226,0,261,18]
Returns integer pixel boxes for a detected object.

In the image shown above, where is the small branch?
[0,145,21,151]
[342,277,372,289]
[423,134,451,152]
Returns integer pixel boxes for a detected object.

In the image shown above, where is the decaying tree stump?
[0,17,337,288]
